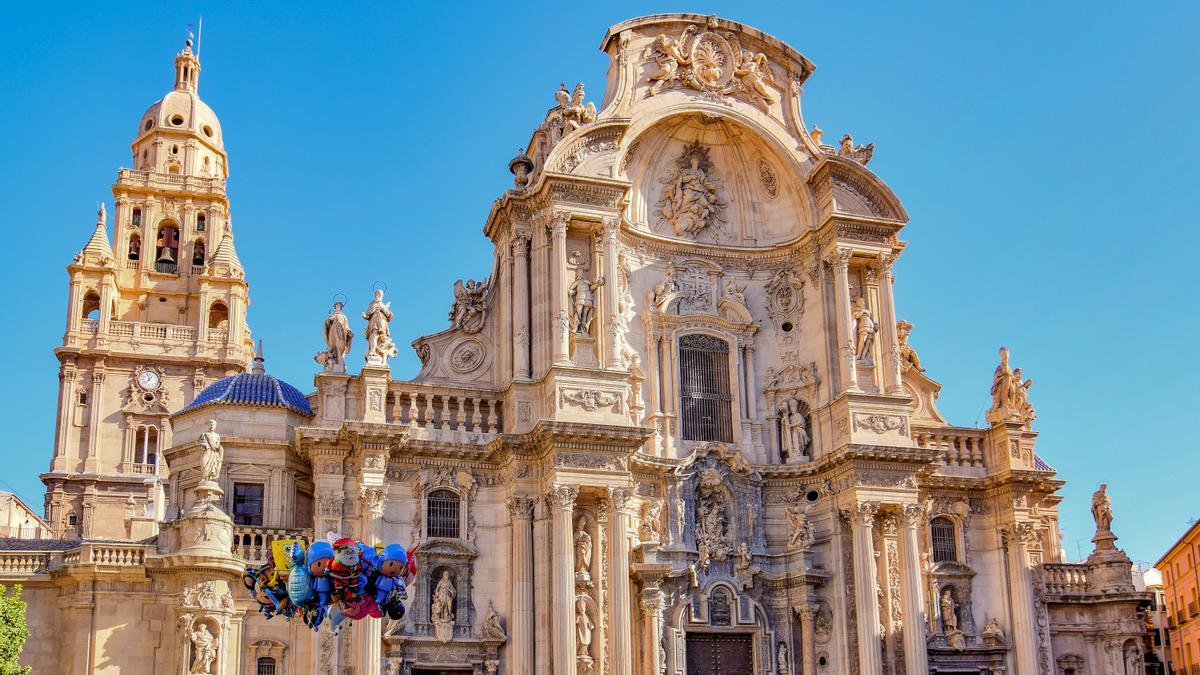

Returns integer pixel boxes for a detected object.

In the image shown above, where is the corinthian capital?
[854,500,880,526]
[510,231,531,256]
[506,495,536,521]
[901,502,927,527]
[546,484,579,512]
[549,211,571,237]
[608,487,632,511]
[360,486,387,517]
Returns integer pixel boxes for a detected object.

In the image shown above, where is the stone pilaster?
[550,214,570,365]
[548,484,579,675]
[851,501,883,675]
[507,495,536,674]
[356,455,387,675]
[601,217,621,368]
[900,504,930,675]
[828,247,859,393]
[1006,522,1042,675]
[608,488,633,675]
[511,233,532,380]
[798,604,818,675]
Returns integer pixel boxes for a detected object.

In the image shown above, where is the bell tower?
[42,36,253,540]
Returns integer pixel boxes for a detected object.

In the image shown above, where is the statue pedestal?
[570,334,598,368]
[1087,529,1135,594]
[189,480,225,515]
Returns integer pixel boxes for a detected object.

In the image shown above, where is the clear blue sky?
[1,2,1196,565]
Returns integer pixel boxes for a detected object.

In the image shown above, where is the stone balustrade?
[233,526,312,565]
[387,383,503,437]
[1043,562,1090,595]
[912,425,986,469]
[0,551,54,576]
[65,542,154,567]
[105,321,199,341]
[118,168,226,194]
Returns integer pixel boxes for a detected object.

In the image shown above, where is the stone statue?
[189,622,217,674]
[852,296,876,361]
[940,588,958,633]
[575,596,594,656]
[981,616,1006,645]
[724,276,746,306]
[1124,645,1142,675]
[315,300,353,372]
[651,261,679,311]
[482,602,506,641]
[563,82,597,132]
[362,289,396,365]
[449,278,490,334]
[639,500,663,542]
[646,33,689,96]
[568,270,605,335]
[776,641,791,675]
[897,320,924,373]
[838,133,874,165]
[1092,483,1114,533]
[786,502,814,550]
[657,142,726,237]
[198,420,223,482]
[779,398,810,460]
[733,51,777,107]
[988,347,1035,425]
[431,570,457,643]
[574,528,593,582]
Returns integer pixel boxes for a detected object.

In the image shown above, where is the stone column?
[534,498,552,675]
[850,501,883,675]
[875,254,902,394]
[602,217,621,368]
[608,488,634,675]
[798,604,818,675]
[357,482,387,675]
[828,248,859,393]
[550,214,571,365]
[900,504,930,675]
[1007,523,1042,675]
[548,484,580,675]
[511,233,532,380]
[507,496,536,675]
[84,368,105,473]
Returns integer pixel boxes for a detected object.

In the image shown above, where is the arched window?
[208,301,229,330]
[679,334,733,442]
[131,208,141,227]
[192,240,206,266]
[155,223,180,272]
[128,233,141,261]
[709,587,732,626]
[255,657,277,675]
[196,213,207,232]
[930,516,957,563]
[426,489,461,539]
[133,425,158,468]
[81,291,101,322]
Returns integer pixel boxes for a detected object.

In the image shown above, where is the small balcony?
[153,261,178,275]
[232,526,313,566]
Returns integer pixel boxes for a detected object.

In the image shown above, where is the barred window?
[256,657,277,675]
[427,489,461,539]
[679,334,733,443]
[930,517,957,563]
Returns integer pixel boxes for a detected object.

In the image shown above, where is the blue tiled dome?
[178,372,313,417]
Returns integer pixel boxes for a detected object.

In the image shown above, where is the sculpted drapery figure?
[657,142,726,237]
[431,570,457,643]
[1092,483,1114,533]
[778,398,809,460]
[574,527,593,582]
[852,296,876,360]
[575,597,594,656]
[989,347,1036,424]
[568,269,605,335]
[315,301,353,371]
[198,420,223,482]
[449,278,490,334]
[189,622,217,674]
[362,289,397,364]
[651,261,679,311]
[941,588,959,633]
[482,602,506,640]
[897,320,925,373]
[786,502,814,550]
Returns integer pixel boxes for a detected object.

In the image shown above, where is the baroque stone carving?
[568,269,605,335]
[1092,483,1114,533]
[543,82,597,144]
[838,133,874,165]
[639,500,663,542]
[645,21,778,108]
[482,601,506,641]
[449,278,490,334]
[315,300,353,372]
[757,158,778,198]
[431,570,457,643]
[362,289,397,365]
[852,296,876,361]
[559,388,622,413]
[896,320,924,373]
[852,413,905,435]
[765,268,805,327]
[181,580,233,612]
[657,142,726,238]
[449,339,485,374]
[987,346,1036,426]
[778,398,810,460]
[198,420,223,482]
[694,468,732,568]
[189,621,218,674]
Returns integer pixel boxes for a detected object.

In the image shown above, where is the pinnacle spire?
[252,340,265,374]
[174,32,201,93]
[79,202,114,262]
[207,230,243,275]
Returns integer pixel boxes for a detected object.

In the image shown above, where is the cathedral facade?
[2,13,1157,675]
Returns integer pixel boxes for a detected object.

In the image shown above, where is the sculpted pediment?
[419,538,478,559]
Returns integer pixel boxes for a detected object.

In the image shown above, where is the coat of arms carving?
[645,20,779,108]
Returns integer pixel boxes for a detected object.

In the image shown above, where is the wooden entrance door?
[685,632,754,674]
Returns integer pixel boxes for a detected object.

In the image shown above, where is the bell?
[157,247,176,263]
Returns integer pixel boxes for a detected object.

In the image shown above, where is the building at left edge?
[0,15,1164,675]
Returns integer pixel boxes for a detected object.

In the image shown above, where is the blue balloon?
[288,563,313,604]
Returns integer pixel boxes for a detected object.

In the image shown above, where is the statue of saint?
[482,602,506,640]
[724,276,746,306]
[786,502,813,550]
[574,528,593,579]
[361,289,396,364]
[989,347,1035,424]
[449,278,490,333]
[852,296,876,360]
[316,300,353,371]
[575,597,594,656]
[779,399,809,460]
[658,145,725,237]
[568,270,605,335]
[651,262,679,311]
[198,420,223,482]
[1091,483,1114,533]
[897,320,925,373]
[940,589,958,633]
[431,570,457,643]
[189,622,217,674]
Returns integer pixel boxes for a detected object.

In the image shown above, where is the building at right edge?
[1156,520,1200,673]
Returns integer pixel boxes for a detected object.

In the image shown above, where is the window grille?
[256,657,277,675]
[427,489,461,539]
[233,483,264,526]
[679,334,733,442]
[930,517,957,563]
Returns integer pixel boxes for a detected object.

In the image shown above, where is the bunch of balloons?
[242,536,418,632]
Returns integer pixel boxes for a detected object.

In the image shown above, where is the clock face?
[138,370,161,391]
